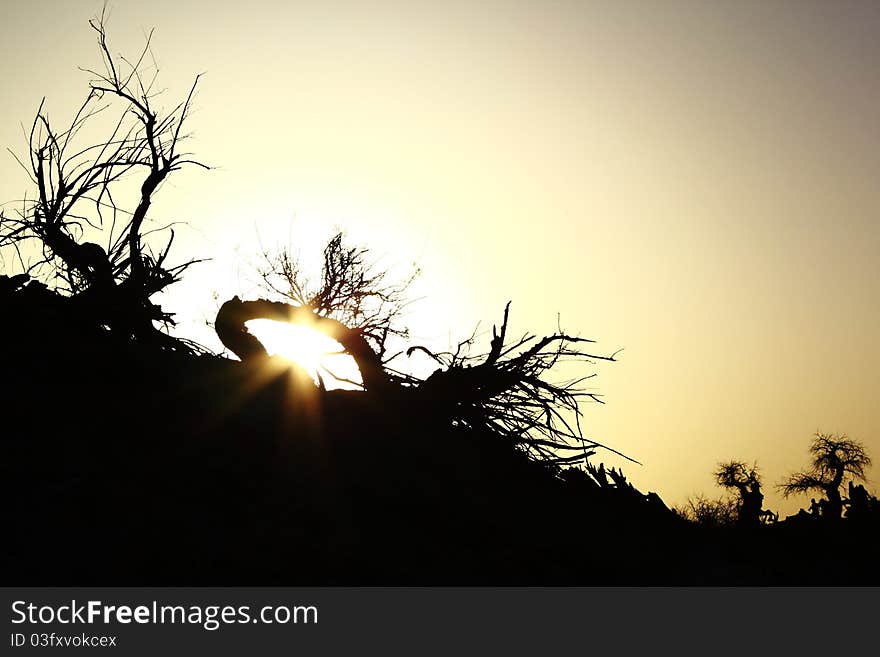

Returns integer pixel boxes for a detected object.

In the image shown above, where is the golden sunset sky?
[2,0,878,515]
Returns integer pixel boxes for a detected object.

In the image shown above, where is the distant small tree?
[713,461,764,527]
[779,433,871,519]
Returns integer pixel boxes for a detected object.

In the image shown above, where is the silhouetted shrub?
[676,495,739,528]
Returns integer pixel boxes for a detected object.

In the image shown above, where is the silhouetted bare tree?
[779,433,871,519]
[714,461,765,526]
[407,301,630,464]
[216,232,417,391]
[216,232,628,466]
[0,10,206,350]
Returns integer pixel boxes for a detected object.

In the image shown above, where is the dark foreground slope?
[2,281,878,584]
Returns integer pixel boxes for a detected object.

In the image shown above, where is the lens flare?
[246,319,363,389]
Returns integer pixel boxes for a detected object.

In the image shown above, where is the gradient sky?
[2,0,878,515]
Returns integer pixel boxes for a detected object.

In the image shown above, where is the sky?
[1,0,878,515]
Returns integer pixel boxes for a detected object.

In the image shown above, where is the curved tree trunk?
[215,296,390,392]
[825,481,844,519]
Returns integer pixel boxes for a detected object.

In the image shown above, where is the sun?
[245,319,363,389]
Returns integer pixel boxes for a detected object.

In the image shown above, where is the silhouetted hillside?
[2,279,878,584]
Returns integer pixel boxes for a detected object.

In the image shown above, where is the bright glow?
[246,319,363,390]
